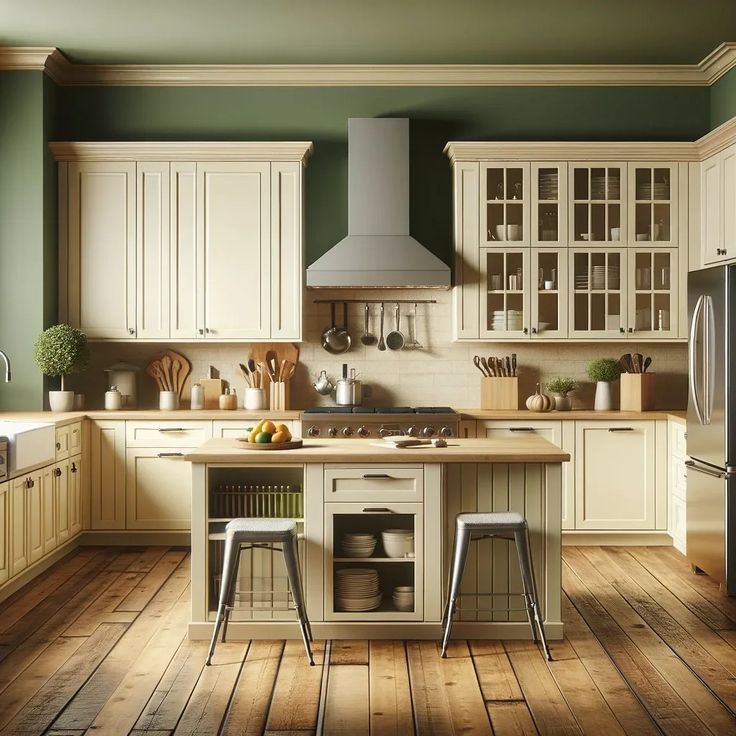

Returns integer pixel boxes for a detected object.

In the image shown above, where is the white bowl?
[382,530,415,558]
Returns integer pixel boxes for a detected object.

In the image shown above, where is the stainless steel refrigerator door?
[687,266,730,469]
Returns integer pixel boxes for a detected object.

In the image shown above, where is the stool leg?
[283,534,314,666]
[206,535,239,666]
[441,525,471,658]
[221,546,240,644]
[514,527,552,661]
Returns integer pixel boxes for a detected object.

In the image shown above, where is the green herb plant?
[586,358,621,384]
[34,324,90,390]
[546,377,577,397]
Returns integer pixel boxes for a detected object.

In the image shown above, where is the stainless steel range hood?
[306,118,451,289]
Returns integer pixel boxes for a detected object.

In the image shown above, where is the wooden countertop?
[184,437,571,464]
[459,409,686,423]
[0,410,301,426]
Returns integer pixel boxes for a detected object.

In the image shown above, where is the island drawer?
[324,465,423,502]
[126,421,212,448]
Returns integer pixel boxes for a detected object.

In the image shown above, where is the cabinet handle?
[25,477,34,489]
[56,442,61,450]
[158,427,186,433]
[523,327,528,335]
[362,473,392,479]
[608,427,634,432]
[510,427,536,432]
[628,327,634,333]
[53,467,62,477]
[361,507,394,513]
[206,328,213,334]
[157,452,184,458]
[198,328,204,335]
[71,462,77,473]
[531,327,537,334]
[619,327,625,333]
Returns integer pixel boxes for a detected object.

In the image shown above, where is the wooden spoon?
[170,358,182,397]
[619,353,634,374]
[632,353,643,374]
[160,355,172,391]
[146,362,166,391]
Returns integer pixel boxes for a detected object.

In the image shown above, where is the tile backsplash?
[71,289,688,411]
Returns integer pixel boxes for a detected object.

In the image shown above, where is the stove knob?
[341,426,354,437]
[307,425,320,437]
[327,426,338,437]
[439,426,454,437]
[421,426,436,438]
[357,426,370,437]
[379,427,396,438]
[406,426,419,437]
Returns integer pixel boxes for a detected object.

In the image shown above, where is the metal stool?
[206,518,314,666]
[441,512,551,661]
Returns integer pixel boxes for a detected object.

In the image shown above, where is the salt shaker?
[104,386,123,411]
[190,383,204,410]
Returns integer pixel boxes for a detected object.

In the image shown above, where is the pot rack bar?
[313,299,437,304]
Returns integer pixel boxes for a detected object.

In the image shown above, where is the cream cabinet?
[69,456,83,537]
[668,420,687,554]
[42,465,57,554]
[125,449,191,530]
[531,162,568,246]
[10,472,44,576]
[700,145,736,265]
[569,164,627,245]
[628,164,679,247]
[0,482,8,585]
[54,460,71,545]
[55,144,311,342]
[89,420,126,530]
[481,163,530,246]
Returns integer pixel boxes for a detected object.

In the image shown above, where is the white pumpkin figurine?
[526,383,554,413]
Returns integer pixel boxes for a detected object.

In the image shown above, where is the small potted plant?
[586,358,621,412]
[546,377,577,411]
[34,324,90,412]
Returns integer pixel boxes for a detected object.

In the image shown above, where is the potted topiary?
[546,377,577,411]
[34,324,90,412]
[586,358,621,411]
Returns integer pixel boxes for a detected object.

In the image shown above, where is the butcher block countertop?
[459,409,686,423]
[184,437,571,464]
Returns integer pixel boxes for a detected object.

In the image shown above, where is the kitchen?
[1,3,736,734]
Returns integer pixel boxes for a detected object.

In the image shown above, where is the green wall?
[711,66,736,129]
[0,71,55,409]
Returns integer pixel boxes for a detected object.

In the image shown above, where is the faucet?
[0,350,11,382]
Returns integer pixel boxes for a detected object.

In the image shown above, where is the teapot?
[312,370,334,396]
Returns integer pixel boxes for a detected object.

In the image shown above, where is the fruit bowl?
[237,419,298,447]
[236,438,303,450]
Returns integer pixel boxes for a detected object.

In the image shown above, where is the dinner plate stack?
[489,309,523,331]
[592,265,606,290]
[574,273,589,290]
[335,568,382,612]
[637,182,669,200]
[341,533,377,558]
[538,170,558,200]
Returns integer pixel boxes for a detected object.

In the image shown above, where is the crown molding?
[49,141,314,163]
[443,141,700,164]
[1,43,735,87]
[696,115,736,158]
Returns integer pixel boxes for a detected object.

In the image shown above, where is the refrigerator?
[687,265,736,595]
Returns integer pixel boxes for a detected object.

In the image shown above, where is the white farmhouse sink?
[0,422,56,478]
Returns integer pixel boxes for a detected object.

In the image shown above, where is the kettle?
[312,370,334,396]
[335,364,362,406]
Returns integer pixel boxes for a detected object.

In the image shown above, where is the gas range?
[300,406,459,439]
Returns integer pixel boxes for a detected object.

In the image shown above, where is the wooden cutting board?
[149,349,191,400]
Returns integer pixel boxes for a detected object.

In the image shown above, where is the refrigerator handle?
[685,459,726,479]
[704,295,716,425]
[689,295,705,425]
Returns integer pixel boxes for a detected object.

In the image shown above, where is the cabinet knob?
[198,328,204,335]
[523,327,528,335]
[531,327,537,334]
[25,477,34,489]
[71,462,77,473]
[56,442,61,450]
[628,327,634,333]
[128,328,135,335]
[619,327,625,333]
[53,467,62,477]
[206,328,213,334]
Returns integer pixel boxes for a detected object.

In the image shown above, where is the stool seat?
[457,512,526,531]
[226,518,297,541]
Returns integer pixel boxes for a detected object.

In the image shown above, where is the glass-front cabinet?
[628,249,679,338]
[569,249,627,338]
[628,164,678,246]
[569,164,627,245]
[481,249,529,338]
[324,502,424,621]
[531,249,568,339]
[531,163,567,246]
[481,163,530,245]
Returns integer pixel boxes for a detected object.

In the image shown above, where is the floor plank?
[323,663,370,735]
[369,640,414,736]
[116,549,188,612]
[470,640,524,702]
[329,638,369,665]
[486,701,539,736]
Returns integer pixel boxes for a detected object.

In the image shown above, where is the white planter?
[594,381,613,411]
[48,390,75,412]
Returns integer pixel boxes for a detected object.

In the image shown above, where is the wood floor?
[1,546,736,735]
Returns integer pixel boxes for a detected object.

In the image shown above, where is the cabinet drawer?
[324,465,423,502]
[126,421,212,448]
[55,425,71,461]
[69,422,82,456]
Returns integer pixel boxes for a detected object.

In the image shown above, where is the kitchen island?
[185,437,570,641]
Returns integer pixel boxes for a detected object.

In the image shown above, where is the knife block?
[620,373,655,411]
[480,377,519,410]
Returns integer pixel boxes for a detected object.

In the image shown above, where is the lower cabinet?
[54,460,71,545]
[42,465,57,554]
[669,421,687,553]
[125,449,192,530]
[70,455,83,536]
[90,420,127,530]
[0,482,8,584]
[10,472,43,577]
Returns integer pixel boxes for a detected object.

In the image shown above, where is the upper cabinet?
[445,143,689,342]
[54,143,312,342]
[699,144,736,266]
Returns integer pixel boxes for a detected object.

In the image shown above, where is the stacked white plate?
[592,265,606,290]
[335,568,382,611]
[392,586,415,612]
[490,309,523,331]
[341,533,377,558]
[382,529,415,558]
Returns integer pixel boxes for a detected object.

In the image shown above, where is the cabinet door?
[531,163,567,246]
[453,162,481,339]
[480,248,529,339]
[701,155,722,265]
[628,164,678,246]
[137,162,171,338]
[324,502,424,621]
[569,249,627,338]
[90,421,126,530]
[67,162,136,338]
[270,162,302,340]
[10,478,27,576]
[0,482,9,584]
[70,456,83,536]
[569,164,627,246]
[170,162,199,339]
[55,460,71,544]
[530,249,568,339]
[575,421,656,529]
[43,465,57,554]
[721,146,736,263]
[481,163,530,246]
[26,471,43,566]
[197,162,271,339]
[126,449,191,530]
[628,249,679,339]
